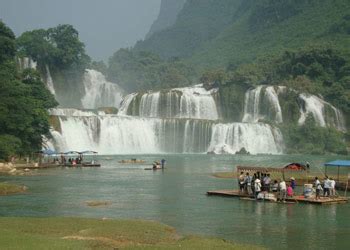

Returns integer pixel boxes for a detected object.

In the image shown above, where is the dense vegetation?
[0,21,57,160]
[108,49,194,92]
[17,24,90,71]
[136,0,350,68]
[17,24,91,107]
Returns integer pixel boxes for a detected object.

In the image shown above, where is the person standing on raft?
[161,159,166,169]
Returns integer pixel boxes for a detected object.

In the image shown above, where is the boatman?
[161,159,166,169]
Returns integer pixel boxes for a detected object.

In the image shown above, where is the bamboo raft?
[207,190,348,205]
[16,163,101,169]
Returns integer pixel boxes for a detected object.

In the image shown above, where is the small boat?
[144,163,164,170]
[82,161,101,167]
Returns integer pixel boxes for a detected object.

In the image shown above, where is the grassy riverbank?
[0,217,262,249]
[0,182,26,195]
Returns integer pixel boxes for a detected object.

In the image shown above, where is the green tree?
[47,24,90,70]
[0,21,16,63]
[17,24,90,70]
[0,21,58,160]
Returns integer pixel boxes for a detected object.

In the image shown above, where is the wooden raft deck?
[207,190,348,205]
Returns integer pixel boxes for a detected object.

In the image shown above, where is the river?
[0,154,349,249]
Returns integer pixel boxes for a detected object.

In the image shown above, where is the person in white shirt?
[329,177,336,197]
[238,172,245,193]
[279,179,287,202]
[254,178,262,199]
[244,173,252,195]
[264,174,271,192]
[314,177,322,200]
[323,176,330,197]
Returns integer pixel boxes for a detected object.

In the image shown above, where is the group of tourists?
[314,176,336,200]
[60,155,83,165]
[238,172,296,202]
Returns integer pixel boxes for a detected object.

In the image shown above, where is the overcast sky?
[0,0,161,61]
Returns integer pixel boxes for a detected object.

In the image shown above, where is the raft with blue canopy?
[324,160,350,182]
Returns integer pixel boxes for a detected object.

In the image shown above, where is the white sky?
[0,0,161,61]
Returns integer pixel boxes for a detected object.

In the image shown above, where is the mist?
[0,0,160,60]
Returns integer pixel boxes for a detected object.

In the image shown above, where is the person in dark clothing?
[161,159,166,169]
[290,177,296,190]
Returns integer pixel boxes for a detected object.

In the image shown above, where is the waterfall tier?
[49,109,283,155]
[242,85,346,131]
[17,57,37,71]
[119,85,219,120]
[45,65,56,95]
[208,123,284,155]
[298,94,346,131]
[242,86,284,123]
[81,69,124,109]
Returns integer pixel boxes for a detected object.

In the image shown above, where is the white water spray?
[81,69,124,109]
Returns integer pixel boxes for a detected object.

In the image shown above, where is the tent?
[324,160,350,195]
[79,151,98,154]
[324,160,350,181]
[39,149,57,155]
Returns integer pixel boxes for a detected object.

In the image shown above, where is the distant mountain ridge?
[145,0,187,39]
[137,0,350,68]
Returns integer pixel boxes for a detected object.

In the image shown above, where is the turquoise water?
[0,154,349,249]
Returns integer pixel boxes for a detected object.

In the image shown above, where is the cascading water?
[242,85,346,131]
[81,69,124,109]
[49,109,284,155]
[47,82,348,155]
[45,65,56,95]
[208,123,284,155]
[120,85,219,120]
[242,86,283,123]
[298,94,346,131]
[17,57,37,70]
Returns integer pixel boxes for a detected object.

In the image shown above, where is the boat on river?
[37,150,101,168]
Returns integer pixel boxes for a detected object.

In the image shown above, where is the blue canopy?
[324,160,350,167]
[79,151,98,154]
[41,149,57,155]
[63,151,80,155]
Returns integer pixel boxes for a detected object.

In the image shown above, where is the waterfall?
[242,86,283,123]
[49,108,97,117]
[120,85,219,120]
[49,108,284,155]
[208,123,284,155]
[17,57,37,70]
[298,94,346,131]
[241,85,346,131]
[242,85,263,123]
[139,92,161,117]
[81,69,124,109]
[45,65,56,95]
[118,93,138,116]
[265,86,283,123]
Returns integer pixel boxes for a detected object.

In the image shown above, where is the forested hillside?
[110,0,350,91]
[0,21,57,160]
[145,0,187,39]
[136,0,350,68]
